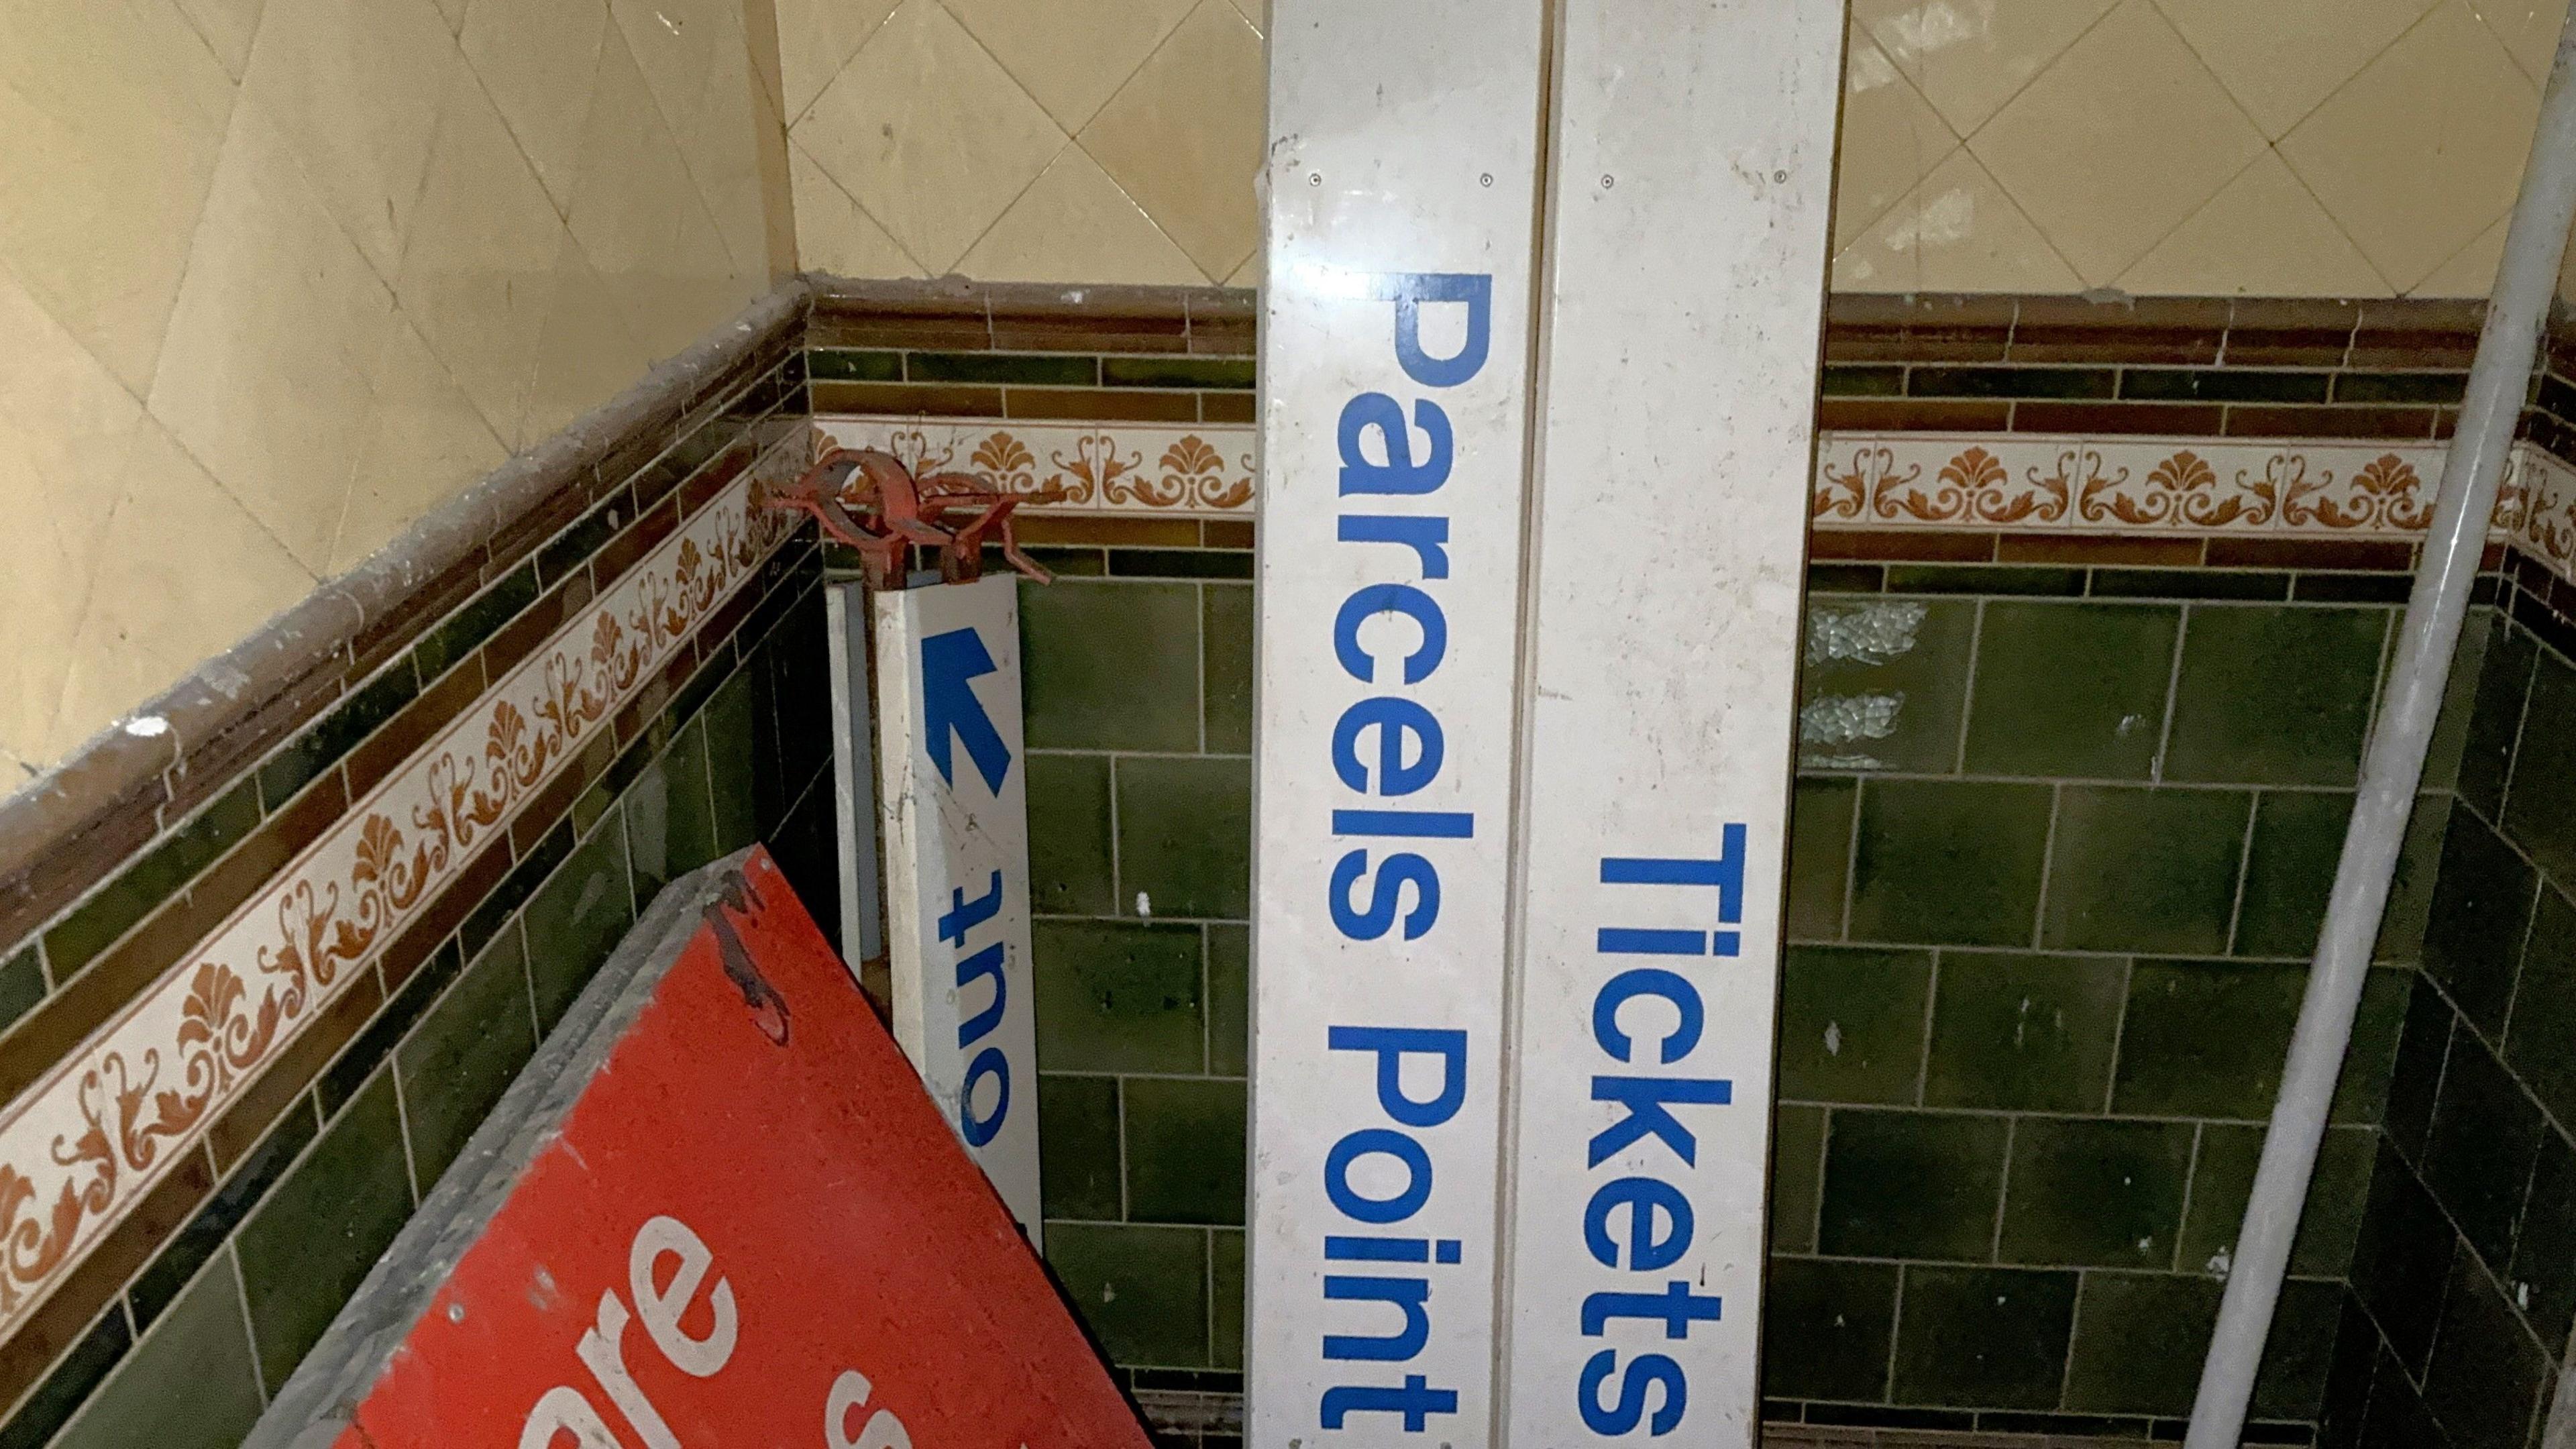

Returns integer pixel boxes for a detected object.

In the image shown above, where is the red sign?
[280,848,1148,1449]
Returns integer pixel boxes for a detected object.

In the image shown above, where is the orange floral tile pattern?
[814,418,1256,518]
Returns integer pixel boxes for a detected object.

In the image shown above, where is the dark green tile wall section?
[0,551,835,1449]
[2323,590,2576,1449]
[1020,559,1251,1384]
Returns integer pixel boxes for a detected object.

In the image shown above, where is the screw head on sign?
[1774,169,1788,182]
[1480,172,1493,186]
[1309,172,1321,186]
[1601,174,1614,189]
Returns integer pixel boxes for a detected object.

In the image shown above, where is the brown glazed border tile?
[1018,516,1207,547]
[205,967,384,1172]
[987,288,1190,354]
[1819,398,2013,431]
[1809,530,1998,562]
[2220,297,2364,366]
[810,380,1005,415]
[1996,535,2207,566]
[478,573,598,684]
[2011,400,2224,435]
[1004,387,1201,422]
[2222,405,2439,439]
[344,662,486,800]
[1823,294,2018,362]
[1201,392,1256,424]
[2206,537,2416,571]
[2007,295,2227,364]
[1203,519,1256,549]
[2351,298,2485,368]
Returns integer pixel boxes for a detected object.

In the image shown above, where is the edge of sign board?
[243,851,756,1449]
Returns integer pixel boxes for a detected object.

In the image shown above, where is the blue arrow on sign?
[921,626,1012,794]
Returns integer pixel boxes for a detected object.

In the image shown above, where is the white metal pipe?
[2184,10,2576,1446]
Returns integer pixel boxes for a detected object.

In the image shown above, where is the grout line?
[1839,778,1865,941]
[1882,1252,1907,1407]
[227,1244,269,1408]
[2055,1267,2086,1410]
[2221,788,2263,956]
[1990,1115,2016,1262]
[2151,605,2191,784]
[1913,951,1940,1107]
[2100,957,2136,1117]
[2027,784,2062,951]
[1953,598,1985,775]
[2171,1122,2204,1275]
[1115,1072,1130,1224]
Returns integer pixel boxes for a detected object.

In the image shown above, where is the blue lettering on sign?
[1572,833,1749,1436]
[1312,271,1491,1434]
[939,868,1014,1148]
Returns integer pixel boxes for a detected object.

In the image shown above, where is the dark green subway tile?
[0,949,43,1036]
[1028,755,1115,915]
[806,347,903,382]
[258,659,420,808]
[908,351,1097,386]
[1786,778,1856,941]
[0,1305,129,1449]
[2457,612,2537,820]
[1212,1229,1244,1369]
[1045,1224,1209,1367]
[2163,606,2388,787]
[1770,1104,1827,1253]
[1116,756,1250,920]
[2350,1138,2456,1373]
[1763,1257,1897,1403]
[2088,569,2290,602]
[1818,1109,2008,1260]
[1998,1118,2192,1269]
[1123,1078,1246,1226]
[2383,973,2455,1159]
[624,718,720,900]
[52,1257,262,1449]
[43,777,261,975]
[704,669,761,853]
[1776,947,1931,1105]
[2422,804,2538,1040]
[1963,602,2180,780]
[1809,564,1886,593]
[1821,364,1906,396]
[2420,1243,2551,1449]
[2040,787,2250,955]
[2421,606,2498,796]
[1923,952,2125,1112]
[1100,356,1255,389]
[2330,965,2406,1128]
[1108,549,1254,581]
[1202,584,1252,753]
[2120,368,2330,403]
[1883,566,2088,597]
[2180,1124,2377,1280]
[1021,581,1202,751]
[1207,924,1247,1076]
[521,815,637,1033]
[460,816,572,960]
[129,1098,319,1326]
[411,564,539,682]
[2247,1277,2344,1422]
[236,1070,413,1393]
[2292,572,2411,604]
[2503,643,2576,881]
[1021,545,1106,578]
[2332,371,2467,404]
[2112,959,2391,1120]
[2373,792,2450,965]
[535,500,620,588]
[1848,780,2053,947]
[398,930,539,1190]
[320,939,463,1116]
[1038,1074,1122,1220]
[2510,1128,2576,1351]
[1034,919,1204,1073]
[2234,790,2349,959]
[2422,1033,2546,1272]
[1909,366,2116,400]
[1799,598,1972,771]
[1889,1265,2078,1409]
[2061,1273,2221,1415]
[2506,885,2576,1128]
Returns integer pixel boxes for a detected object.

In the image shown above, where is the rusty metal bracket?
[756,445,1062,590]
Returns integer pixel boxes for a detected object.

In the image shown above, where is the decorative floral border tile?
[0,452,800,1340]
[2516,445,2576,580]
[814,417,1254,518]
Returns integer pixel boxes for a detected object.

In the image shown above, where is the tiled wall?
[0,351,835,1448]
[776,0,2571,299]
[2321,574,2576,1449]
[1,0,793,779]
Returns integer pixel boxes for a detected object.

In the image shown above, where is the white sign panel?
[1500,3,1844,1444]
[873,574,1042,1242]
[1248,0,1550,1441]
[826,582,886,966]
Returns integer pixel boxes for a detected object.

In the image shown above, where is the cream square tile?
[397,66,566,443]
[1831,148,2080,293]
[462,0,610,216]
[1222,0,1262,37]
[1836,23,1962,250]
[521,229,653,447]
[1079,0,1265,282]
[2118,151,2388,296]
[148,98,396,574]
[947,0,1199,133]
[1226,248,1259,288]
[52,417,317,761]
[959,147,1204,284]
[240,0,462,282]
[790,141,925,278]
[2157,0,2438,140]
[430,0,466,30]
[792,0,1065,272]
[0,0,235,394]
[773,0,898,123]
[1970,0,2263,284]
[2417,212,2506,297]
[171,0,267,79]
[612,0,733,142]
[332,315,506,572]
[567,30,743,360]
[2464,0,2567,80]
[676,12,777,278]
[1853,0,2118,137]
[2280,2,2538,292]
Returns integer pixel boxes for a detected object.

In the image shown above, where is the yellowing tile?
[676,11,777,278]
[1080,0,1265,282]
[1222,0,1263,37]
[567,30,743,360]
[1853,0,2116,137]
[946,0,1199,133]
[789,142,924,278]
[2464,0,2567,80]
[773,0,898,123]
[2279,2,2538,292]
[1832,148,2080,292]
[792,0,1065,272]
[1836,23,1962,250]
[2118,151,2387,296]
[521,230,652,447]
[172,0,268,79]
[398,66,567,443]
[959,148,1205,284]
[333,316,506,572]
[429,0,466,32]
[239,0,462,282]
[148,98,396,574]
[461,0,610,216]
[0,0,235,394]
[1226,248,1260,288]
[2159,0,2437,140]
[2418,212,2506,297]
[1970,0,2262,284]
[613,0,739,139]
